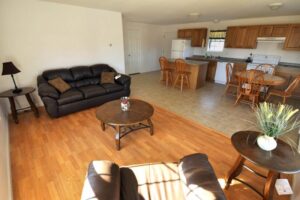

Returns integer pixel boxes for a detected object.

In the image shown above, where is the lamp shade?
[2,62,21,75]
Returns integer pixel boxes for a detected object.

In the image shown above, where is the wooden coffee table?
[225,131,300,200]
[96,99,154,150]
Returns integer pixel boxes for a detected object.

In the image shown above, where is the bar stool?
[173,59,190,92]
[159,56,173,87]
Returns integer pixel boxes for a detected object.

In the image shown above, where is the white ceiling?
[45,0,300,24]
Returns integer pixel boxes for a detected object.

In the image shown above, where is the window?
[207,30,226,52]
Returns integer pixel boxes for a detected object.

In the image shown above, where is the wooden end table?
[225,131,300,200]
[0,87,39,124]
[96,99,154,150]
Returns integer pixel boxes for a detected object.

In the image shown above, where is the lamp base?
[12,88,22,94]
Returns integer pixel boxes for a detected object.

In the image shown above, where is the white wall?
[123,21,163,73]
[162,15,300,63]
[0,0,125,109]
[0,100,12,200]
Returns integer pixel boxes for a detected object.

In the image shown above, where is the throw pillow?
[101,72,115,84]
[48,77,71,93]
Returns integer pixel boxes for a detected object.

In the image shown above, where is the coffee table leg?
[101,121,105,131]
[115,125,121,150]
[263,171,279,200]
[25,93,39,118]
[8,97,18,124]
[225,155,246,189]
[147,118,154,136]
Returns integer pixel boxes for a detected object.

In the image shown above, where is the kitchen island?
[167,59,208,89]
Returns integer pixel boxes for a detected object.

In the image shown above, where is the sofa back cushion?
[42,64,117,88]
[91,64,116,77]
[43,69,74,82]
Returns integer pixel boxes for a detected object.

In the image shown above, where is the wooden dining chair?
[224,63,238,96]
[266,75,300,104]
[173,59,190,92]
[235,70,264,109]
[255,64,275,75]
[159,56,173,86]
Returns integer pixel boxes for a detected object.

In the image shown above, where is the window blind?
[209,30,226,39]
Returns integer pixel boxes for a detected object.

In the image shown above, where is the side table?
[225,131,300,200]
[0,87,39,124]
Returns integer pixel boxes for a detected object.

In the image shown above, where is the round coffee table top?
[96,99,154,126]
[0,87,35,98]
[231,131,300,174]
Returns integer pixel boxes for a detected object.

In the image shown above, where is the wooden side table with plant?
[226,103,300,200]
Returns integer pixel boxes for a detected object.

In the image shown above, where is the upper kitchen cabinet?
[284,24,300,50]
[258,24,289,37]
[191,29,207,47]
[225,26,259,49]
[177,28,207,47]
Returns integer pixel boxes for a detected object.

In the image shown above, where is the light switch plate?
[275,179,293,195]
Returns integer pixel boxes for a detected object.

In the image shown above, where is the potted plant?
[255,102,300,151]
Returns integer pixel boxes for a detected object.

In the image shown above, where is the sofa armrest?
[38,83,59,99]
[81,161,121,200]
[178,153,227,200]
[115,74,131,89]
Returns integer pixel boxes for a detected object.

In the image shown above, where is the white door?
[124,29,141,74]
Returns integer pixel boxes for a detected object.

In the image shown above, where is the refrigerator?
[171,39,193,59]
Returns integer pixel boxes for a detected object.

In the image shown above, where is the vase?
[257,135,277,151]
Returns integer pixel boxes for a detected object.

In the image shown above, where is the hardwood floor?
[9,105,290,200]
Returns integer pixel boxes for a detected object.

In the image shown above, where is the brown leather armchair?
[81,153,226,200]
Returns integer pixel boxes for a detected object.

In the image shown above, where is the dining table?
[235,71,286,86]
[235,70,286,102]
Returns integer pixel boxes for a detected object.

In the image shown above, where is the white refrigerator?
[171,39,193,59]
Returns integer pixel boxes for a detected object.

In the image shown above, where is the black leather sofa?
[81,153,227,200]
[37,64,131,118]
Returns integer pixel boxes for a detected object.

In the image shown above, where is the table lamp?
[2,62,22,93]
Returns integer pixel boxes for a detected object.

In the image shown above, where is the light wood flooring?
[10,104,290,200]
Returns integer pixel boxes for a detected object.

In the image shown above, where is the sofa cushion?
[101,72,116,84]
[121,163,185,200]
[57,88,84,105]
[48,77,71,93]
[70,66,93,81]
[79,85,106,99]
[102,83,124,93]
[43,69,74,82]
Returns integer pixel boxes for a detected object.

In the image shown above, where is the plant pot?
[257,135,277,151]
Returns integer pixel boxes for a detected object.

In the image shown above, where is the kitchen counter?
[167,59,208,89]
[187,55,300,68]
[168,58,208,66]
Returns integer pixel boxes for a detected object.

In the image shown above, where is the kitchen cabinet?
[284,24,300,50]
[177,28,207,47]
[258,24,289,37]
[206,61,217,82]
[178,29,185,39]
[225,26,259,49]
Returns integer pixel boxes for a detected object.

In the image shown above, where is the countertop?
[186,55,300,68]
[168,58,209,66]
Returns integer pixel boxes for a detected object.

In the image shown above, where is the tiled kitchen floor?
[130,71,300,138]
